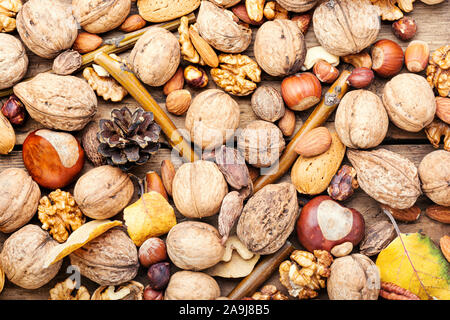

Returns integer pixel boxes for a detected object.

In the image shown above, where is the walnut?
[250,285,289,300]
[370,0,415,21]
[83,67,128,102]
[0,33,28,90]
[279,250,333,299]
[38,189,85,243]
[418,150,450,207]
[425,119,450,151]
[211,54,261,96]
[49,278,90,300]
[0,0,22,32]
[178,16,202,65]
[426,45,449,97]
[52,50,82,76]
[91,281,144,300]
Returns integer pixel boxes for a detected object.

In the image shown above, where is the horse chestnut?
[22,129,84,189]
[296,195,365,252]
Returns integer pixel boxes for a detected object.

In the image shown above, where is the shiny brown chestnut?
[296,195,365,252]
[22,129,85,189]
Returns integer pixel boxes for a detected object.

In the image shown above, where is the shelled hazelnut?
[392,17,417,41]
[1,95,26,126]
[184,65,208,88]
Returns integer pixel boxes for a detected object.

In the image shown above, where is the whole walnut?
[72,0,131,34]
[313,0,380,56]
[251,86,286,122]
[347,148,421,209]
[276,0,318,12]
[16,0,78,59]
[166,221,225,271]
[129,27,180,87]
[172,160,228,218]
[74,165,134,219]
[418,150,450,207]
[69,228,139,286]
[254,19,306,77]
[0,225,62,289]
[382,73,436,132]
[185,89,240,149]
[208,0,241,7]
[165,271,221,300]
[13,73,97,131]
[196,1,252,53]
[0,168,40,233]
[237,183,299,255]
[335,90,389,149]
[0,34,28,90]
[327,254,380,300]
[237,120,286,168]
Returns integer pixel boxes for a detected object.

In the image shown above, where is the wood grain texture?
[0,0,449,300]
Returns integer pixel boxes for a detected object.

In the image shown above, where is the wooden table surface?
[0,0,449,300]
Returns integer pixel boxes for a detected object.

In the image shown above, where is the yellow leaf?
[376,233,450,300]
[44,219,122,268]
[124,191,177,246]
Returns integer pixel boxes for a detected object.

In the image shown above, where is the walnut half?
[0,0,22,32]
[211,54,261,96]
[49,278,90,300]
[38,189,85,243]
[83,66,128,102]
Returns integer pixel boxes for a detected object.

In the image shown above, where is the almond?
[145,171,168,201]
[380,204,421,222]
[231,3,264,26]
[440,235,450,262]
[278,109,296,136]
[435,97,450,125]
[120,14,146,32]
[425,205,450,224]
[294,126,332,157]
[161,160,176,197]
[72,32,103,54]
[163,67,184,96]
[188,26,219,68]
[166,89,191,116]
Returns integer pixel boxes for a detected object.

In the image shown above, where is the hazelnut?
[163,67,184,95]
[281,72,322,111]
[184,65,208,88]
[166,89,191,116]
[277,109,296,137]
[22,129,85,189]
[313,60,340,84]
[371,39,404,78]
[392,17,417,41]
[405,40,430,73]
[147,262,170,290]
[138,237,167,268]
[1,95,26,126]
[143,286,164,300]
[342,52,372,69]
[347,67,375,89]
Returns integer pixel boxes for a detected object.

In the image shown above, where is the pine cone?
[97,107,161,170]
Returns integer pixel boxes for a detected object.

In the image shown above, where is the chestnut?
[296,195,365,252]
[138,237,167,268]
[22,129,85,189]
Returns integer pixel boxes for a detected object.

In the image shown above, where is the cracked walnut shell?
[426,45,449,97]
[49,278,90,300]
[279,250,332,299]
[91,281,144,300]
[211,54,261,96]
[83,67,128,102]
[38,189,85,243]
